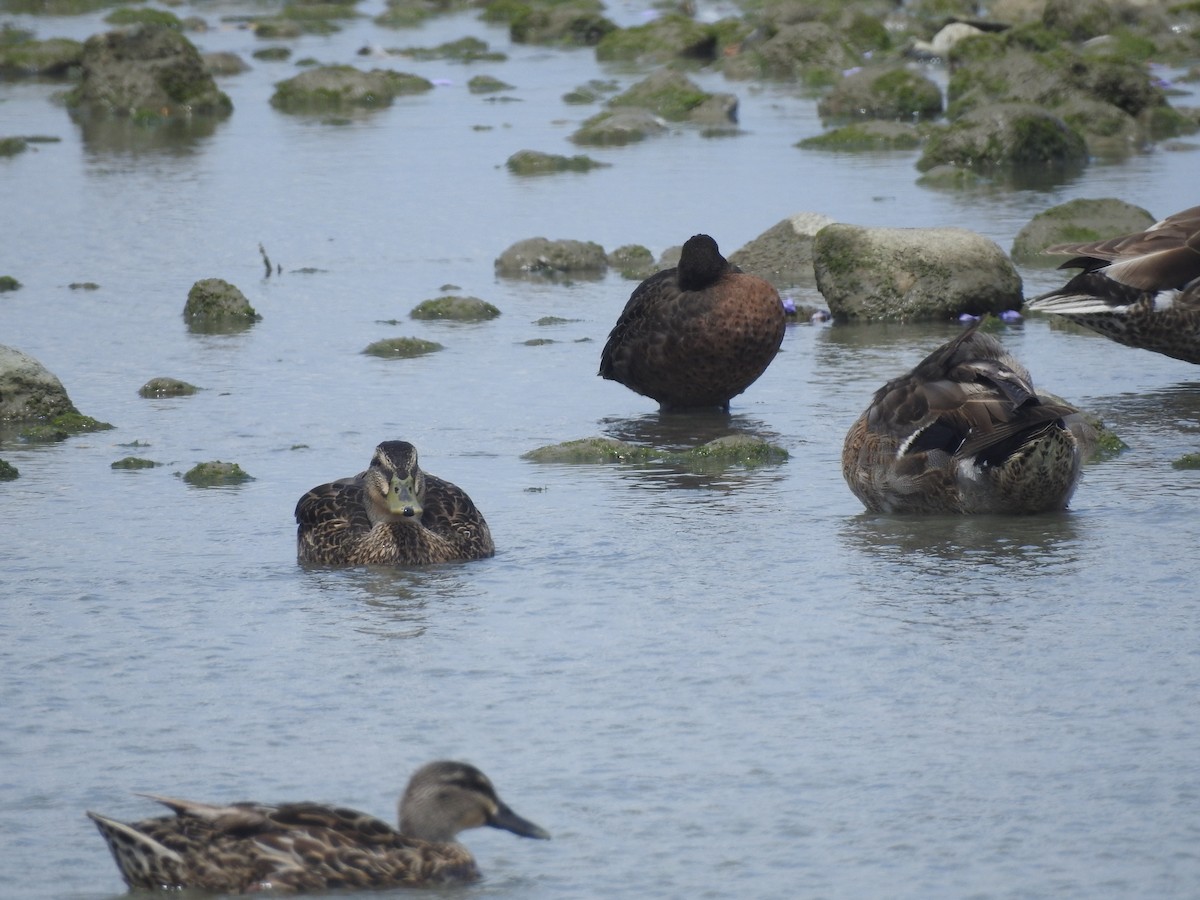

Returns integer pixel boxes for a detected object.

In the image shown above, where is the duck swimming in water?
[842,324,1081,514]
[87,760,549,893]
[1027,204,1200,364]
[599,233,786,411]
[295,441,494,565]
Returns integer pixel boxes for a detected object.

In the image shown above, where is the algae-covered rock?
[721,21,857,87]
[183,278,261,324]
[522,437,662,464]
[917,103,1088,183]
[508,4,616,47]
[797,121,922,151]
[271,65,432,111]
[608,69,736,125]
[0,344,79,421]
[594,13,734,66]
[397,36,505,62]
[111,456,161,469]
[182,460,254,485]
[0,138,26,156]
[521,434,788,470]
[363,337,444,357]
[206,51,251,73]
[562,78,619,104]
[1010,198,1155,265]
[138,377,200,397]
[1172,453,1200,470]
[0,459,17,480]
[104,7,183,29]
[682,435,788,470]
[607,244,656,280]
[66,25,232,119]
[569,109,666,146]
[19,412,114,442]
[505,149,609,175]
[0,275,22,291]
[0,37,83,78]
[729,212,836,291]
[409,296,500,321]
[494,237,608,278]
[468,74,513,93]
[817,67,943,122]
[813,224,1023,322]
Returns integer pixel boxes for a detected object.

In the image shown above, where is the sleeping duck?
[295,441,494,565]
[842,324,1081,514]
[87,760,549,893]
[1027,204,1200,364]
[599,233,786,411]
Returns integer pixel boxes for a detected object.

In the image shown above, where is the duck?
[295,441,494,565]
[87,760,549,893]
[599,233,786,411]
[1026,204,1200,364]
[842,324,1081,514]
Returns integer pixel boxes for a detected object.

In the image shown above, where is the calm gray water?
[3,2,1200,897]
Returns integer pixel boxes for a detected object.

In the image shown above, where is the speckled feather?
[842,325,1081,514]
[599,233,786,411]
[1028,204,1200,364]
[87,761,549,894]
[295,441,494,566]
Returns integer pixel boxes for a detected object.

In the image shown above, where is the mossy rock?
[1010,198,1155,265]
[281,0,360,20]
[522,434,787,469]
[494,237,608,278]
[363,336,444,357]
[468,74,513,93]
[569,109,666,146]
[817,67,943,122]
[0,459,17,480]
[409,296,500,321]
[607,69,732,124]
[104,7,183,29]
[206,51,252,73]
[251,46,290,62]
[797,121,922,151]
[509,4,616,47]
[252,19,304,38]
[398,36,505,62]
[182,460,254,485]
[271,65,433,111]
[0,276,22,292]
[19,412,114,443]
[534,315,580,325]
[111,456,161,469]
[505,149,609,175]
[0,138,27,156]
[594,14,732,65]
[138,377,200,397]
[607,244,656,279]
[522,437,662,464]
[1172,453,1200,470]
[0,344,80,421]
[183,278,261,322]
[721,21,856,87]
[0,37,84,78]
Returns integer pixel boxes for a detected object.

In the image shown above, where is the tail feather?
[87,811,185,889]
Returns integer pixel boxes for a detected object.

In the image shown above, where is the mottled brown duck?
[1027,204,1200,364]
[599,233,786,411]
[87,760,549,893]
[842,324,1081,514]
[295,441,494,565]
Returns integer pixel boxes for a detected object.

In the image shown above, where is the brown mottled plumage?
[295,441,494,566]
[87,761,550,893]
[1028,204,1200,364]
[599,233,786,411]
[842,325,1081,514]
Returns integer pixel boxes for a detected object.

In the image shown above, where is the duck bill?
[386,475,423,518]
[488,802,550,840]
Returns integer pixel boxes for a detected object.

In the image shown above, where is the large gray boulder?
[1010,197,1156,265]
[0,345,79,420]
[729,212,836,290]
[813,224,1023,321]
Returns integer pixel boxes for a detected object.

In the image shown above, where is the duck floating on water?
[842,324,1081,514]
[295,441,494,565]
[1027,204,1200,364]
[87,760,549,893]
[599,233,786,411]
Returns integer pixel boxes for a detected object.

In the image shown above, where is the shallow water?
[2,2,1200,897]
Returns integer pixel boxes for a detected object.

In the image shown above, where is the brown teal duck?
[87,760,549,893]
[1027,204,1200,364]
[599,233,786,411]
[842,324,1081,514]
[295,441,494,565]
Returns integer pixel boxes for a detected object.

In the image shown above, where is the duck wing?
[419,474,494,556]
[294,474,370,531]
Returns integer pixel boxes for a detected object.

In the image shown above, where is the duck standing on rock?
[842,324,1081,514]
[1027,204,1200,364]
[87,760,550,893]
[599,233,786,411]
[295,441,494,566]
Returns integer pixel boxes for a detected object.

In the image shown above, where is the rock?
[0,344,79,420]
[0,275,21,291]
[917,103,1088,181]
[521,434,787,470]
[494,238,608,278]
[569,109,666,146]
[1010,197,1155,265]
[138,377,199,397]
[0,459,17,480]
[409,296,500,321]
[729,212,836,290]
[505,150,609,175]
[607,244,656,280]
[362,337,444,358]
[722,21,858,87]
[796,120,922,151]
[204,51,249,75]
[594,14,729,66]
[607,69,737,125]
[112,456,161,469]
[66,25,232,119]
[182,461,253,485]
[468,74,513,94]
[183,278,261,325]
[270,65,432,111]
[813,224,1023,321]
[0,37,83,78]
[817,66,943,122]
[508,5,616,46]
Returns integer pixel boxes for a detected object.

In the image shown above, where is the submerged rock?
[570,109,666,146]
[112,456,161,469]
[66,25,232,119]
[505,149,609,175]
[494,237,608,278]
[813,224,1023,321]
[797,120,922,151]
[1010,198,1156,265]
[608,69,736,125]
[271,65,432,111]
[362,337,444,357]
[0,459,18,480]
[183,278,261,325]
[182,460,254,485]
[522,435,788,470]
[409,296,500,321]
[138,377,200,397]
